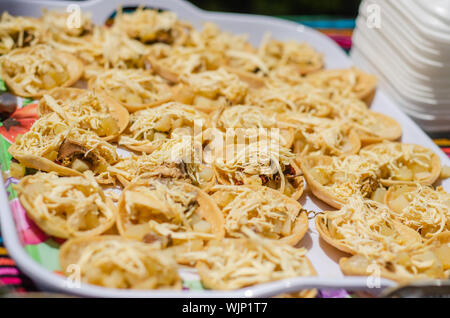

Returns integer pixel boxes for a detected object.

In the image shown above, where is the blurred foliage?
[188,0,362,16]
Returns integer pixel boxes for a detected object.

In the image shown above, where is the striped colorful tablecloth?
[0,16,449,295]
[0,237,38,293]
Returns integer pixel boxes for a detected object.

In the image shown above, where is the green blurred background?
[188,0,362,17]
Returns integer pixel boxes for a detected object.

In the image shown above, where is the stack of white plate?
[351,0,450,132]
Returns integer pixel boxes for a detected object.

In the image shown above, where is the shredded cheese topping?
[15,172,114,237]
[89,69,172,107]
[333,98,396,138]
[149,46,219,79]
[40,91,118,137]
[210,185,301,240]
[122,179,216,241]
[0,44,70,95]
[72,238,181,289]
[360,142,434,182]
[119,102,207,150]
[321,196,448,280]
[310,154,381,200]
[11,113,69,158]
[191,22,253,55]
[214,105,294,147]
[77,27,149,79]
[213,139,299,196]
[100,28,148,69]
[322,196,422,258]
[112,7,190,45]
[182,229,314,290]
[259,33,323,74]
[181,68,248,105]
[305,68,376,101]
[0,12,41,55]
[287,114,357,156]
[388,185,450,239]
[216,105,279,129]
[109,137,213,187]
[11,113,118,169]
[246,82,332,116]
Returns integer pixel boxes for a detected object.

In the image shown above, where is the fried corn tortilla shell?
[111,8,182,45]
[59,235,182,290]
[87,69,173,113]
[196,256,316,291]
[118,102,209,154]
[280,115,361,156]
[338,253,445,284]
[59,235,110,271]
[305,68,378,106]
[294,127,361,157]
[315,213,354,255]
[8,114,118,177]
[335,100,402,144]
[298,155,347,209]
[259,35,324,76]
[245,82,333,118]
[213,105,296,149]
[385,184,450,239]
[110,159,211,189]
[172,69,248,114]
[316,212,423,256]
[7,151,83,177]
[426,232,450,271]
[108,136,215,189]
[224,67,266,89]
[9,138,115,178]
[357,112,403,145]
[214,159,304,201]
[147,55,181,83]
[314,197,449,282]
[80,27,149,75]
[209,185,308,245]
[0,12,42,55]
[314,195,425,252]
[339,232,450,283]
[299,152,398,208]
[38,87,129,141]
[360,142,441,186]
[212,141,304,200]
[92,87,171,113]
[0,45,83,98]
[117,178,224,245]
[147,46,218,85]
[181,233,316,290]
[15,172,116,239]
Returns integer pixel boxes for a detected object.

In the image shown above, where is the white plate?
[1,0,449,298]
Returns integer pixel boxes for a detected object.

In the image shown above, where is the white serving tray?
[1,0,449,298]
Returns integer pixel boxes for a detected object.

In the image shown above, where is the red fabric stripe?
[0,258,16,266]
[0,276,22,285]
